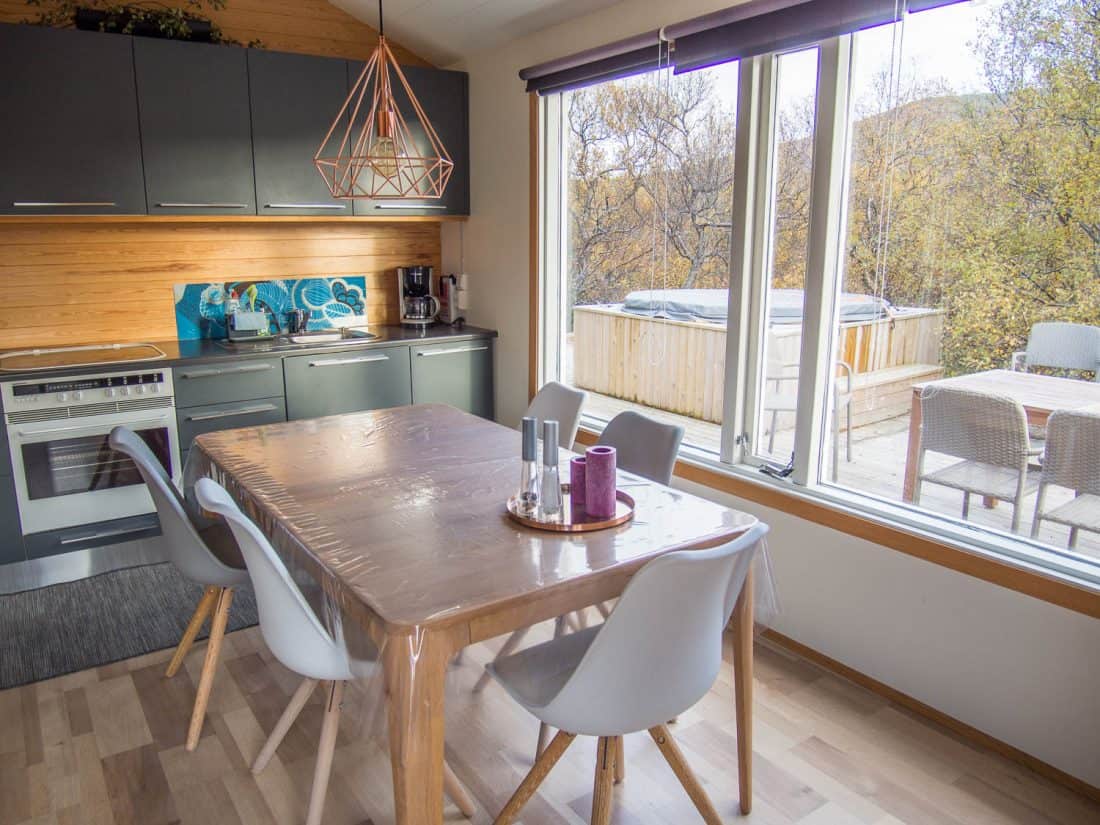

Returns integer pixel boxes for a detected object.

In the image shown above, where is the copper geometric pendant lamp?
[315,0,454,200]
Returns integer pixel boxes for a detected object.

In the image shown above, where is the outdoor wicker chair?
[1012,322,1100,381]
[914,387,1040,533]
[1031,409,1100,549]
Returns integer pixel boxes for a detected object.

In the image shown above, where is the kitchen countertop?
[0,324,498,381]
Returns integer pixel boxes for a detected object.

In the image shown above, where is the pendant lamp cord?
[378,0,384,37]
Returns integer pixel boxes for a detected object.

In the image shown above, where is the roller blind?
[519,30,667,95]
[669,0,969,73]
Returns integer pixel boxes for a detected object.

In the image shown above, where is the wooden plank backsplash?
[0,221,440,347]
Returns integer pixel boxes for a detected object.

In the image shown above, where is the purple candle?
[584,445,617,519]
[570,456,587,507]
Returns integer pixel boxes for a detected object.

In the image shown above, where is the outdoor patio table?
[903,369,1100,502]
[187,403,762,825]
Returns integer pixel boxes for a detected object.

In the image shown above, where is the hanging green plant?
[24,0,263,46]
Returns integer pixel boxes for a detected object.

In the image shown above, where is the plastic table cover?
[183,403,777,824]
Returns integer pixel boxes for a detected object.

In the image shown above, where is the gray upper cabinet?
[411,340,493,419]
[135,38,256,215]
[284,347,412,420]
[0,24,146,215]
[350,62,470,217]
[249,50,352,217]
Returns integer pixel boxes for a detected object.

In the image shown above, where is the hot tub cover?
[619,288,893,324]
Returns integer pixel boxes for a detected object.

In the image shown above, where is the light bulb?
[369,135,399,178]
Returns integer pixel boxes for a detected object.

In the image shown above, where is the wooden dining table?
[903,368,1100,501]
[189,403,760,825]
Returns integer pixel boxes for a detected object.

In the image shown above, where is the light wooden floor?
[2,622,1098,825]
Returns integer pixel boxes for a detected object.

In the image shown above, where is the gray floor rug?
[0,562,258,690]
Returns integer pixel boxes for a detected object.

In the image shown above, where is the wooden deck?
[579,389,1100,560]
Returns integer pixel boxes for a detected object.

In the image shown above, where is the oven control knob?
[106,388,116,398]
[135,386,145,395]
[120,387,130,396]
[56,393,67,402]
[150,383,160,394]
[73,391,84,401]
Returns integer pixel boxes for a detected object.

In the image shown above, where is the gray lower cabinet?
[174,359,284,409]
[0,474,25,565]
[134,38,256,215]
[411,340,494,419]
[177,396,287,453]
[284,347,412,420]
[0,24,146,215]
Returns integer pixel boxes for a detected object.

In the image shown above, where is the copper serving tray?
[506,483,635,533]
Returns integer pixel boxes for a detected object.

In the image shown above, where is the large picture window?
[537,0,1100,583]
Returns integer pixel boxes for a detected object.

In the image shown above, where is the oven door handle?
[15,417,172,439]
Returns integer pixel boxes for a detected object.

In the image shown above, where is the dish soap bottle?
[540,420,562,520]
[518,417,540,516]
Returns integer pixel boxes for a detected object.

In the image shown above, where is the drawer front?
[23,514,160,561]
[0,473,24,565]
[178,395,287,451]
[284,346,412,420]
[410,340,494,419]
[173,359,284,408]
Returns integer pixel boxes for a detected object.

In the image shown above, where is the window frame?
[530,25,1100,603]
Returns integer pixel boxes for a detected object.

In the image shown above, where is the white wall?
[443,0,1100,788]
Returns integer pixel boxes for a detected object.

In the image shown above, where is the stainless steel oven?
[2,369,179,535]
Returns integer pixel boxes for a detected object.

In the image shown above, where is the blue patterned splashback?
[173,278,368,340]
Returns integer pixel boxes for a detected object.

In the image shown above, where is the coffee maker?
[397,265,440,327]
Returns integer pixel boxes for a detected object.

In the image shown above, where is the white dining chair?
[194,477,475,825]
[486,522,769,825]
[597,410,684,485]
[1012,322,1100,381]
[475,409,686,757]
[913,387,1040,532]
[1031,409,1100,548]
[525,381,586,448]
[109,426,249,752]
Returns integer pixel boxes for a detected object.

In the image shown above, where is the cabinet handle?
[308,354,390,367]
[13,201,117,207]
[265,203,346,209]
[373,203,448,210]
[59,525,151,545]
[179,363,274,380]
[186,403,278,422]
[416,345,490,357]
[156,202,249,209]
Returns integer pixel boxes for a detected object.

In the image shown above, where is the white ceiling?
[331,0,621,66]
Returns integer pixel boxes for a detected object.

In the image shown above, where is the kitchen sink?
[215,329,378,351]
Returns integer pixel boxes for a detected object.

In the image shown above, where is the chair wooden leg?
[252,677,318,774]
[473,627,531,693]
[186,586,233,751]
[166,585,218,678]
[493,731,576,825]
[648,725,723,825]
[613,735,625,784]
[596,601,611,619]
[305,680,344,825]
[591,737,615,825]
[444,759,476,818]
